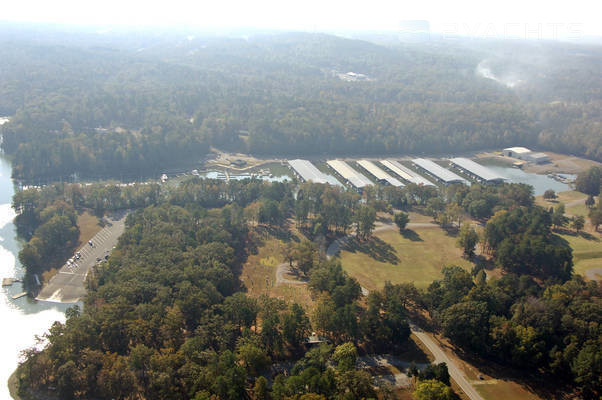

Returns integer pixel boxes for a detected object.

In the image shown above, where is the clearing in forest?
[339,227,474,290]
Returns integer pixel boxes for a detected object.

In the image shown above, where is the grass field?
[535,190,602,279]
[339,227,474,290]
[241,232,315,308]
[536,190,589,215]
[559,232,602,277]
[475,381,542,400]
[536,190,586,205]
[536,190,600,220]
[76,211,102,247]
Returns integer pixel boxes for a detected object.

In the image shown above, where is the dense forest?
[0,24,601,182]
[14,174,601,398]
[14,190,419,399]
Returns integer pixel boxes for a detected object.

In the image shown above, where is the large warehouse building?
[503,147,550,164]
[288,159,341,186]
[327,160,373,189]
[412,158,468,185]
[449,158,507,184]
[357,160,404,187]
[380,160,435,186]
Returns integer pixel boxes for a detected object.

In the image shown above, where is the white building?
[503,147,550,164]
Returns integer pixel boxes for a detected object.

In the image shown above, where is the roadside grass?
[536,190,591,216]
[407,211,434,224]
[536,190,600,221]
[339,227,473,290]
[566,202,591,218]
[475,380,542,400]
[77,211,102,247]
[434,335,546,400]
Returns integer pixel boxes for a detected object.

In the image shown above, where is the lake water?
[0,154,69,398]
[483,164,570,196]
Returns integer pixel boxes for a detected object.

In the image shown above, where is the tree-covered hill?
[0,25,600,182]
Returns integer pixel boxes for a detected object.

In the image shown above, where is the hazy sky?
[2,0,600,39]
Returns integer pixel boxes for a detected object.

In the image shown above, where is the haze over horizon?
[1,0,601,42]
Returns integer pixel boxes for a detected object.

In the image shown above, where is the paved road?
[411,324,484,400]
[36,211,128,303]
[275,263,309,285]
[323,231,484,400]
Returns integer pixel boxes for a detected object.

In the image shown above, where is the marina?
[357,160,405,187]
[412,158,468,185]
[287,159,341,185]
[326,160,374,189]
[449,157,507,184]
[379,159,435,186]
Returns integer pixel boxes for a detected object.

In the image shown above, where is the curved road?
[323,223,485,400]
[275,263,309,285]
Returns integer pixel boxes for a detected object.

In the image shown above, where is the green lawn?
[339,227,473,290]
[536,190,594,217]
[559,233,602,277]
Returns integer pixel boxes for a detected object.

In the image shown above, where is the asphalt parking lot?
[36,210,128,303]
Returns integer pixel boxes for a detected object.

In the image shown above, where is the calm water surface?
[481,163,570,195]
[0,154,69,398]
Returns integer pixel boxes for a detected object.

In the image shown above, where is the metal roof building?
[288,159,341,186]
[502,147,550,164]
[326,160,373,189]
[449,158,507,183]
[357,160,404,187]
[380,160,435,186]
[503,147,531,155]
[412,158,468,185]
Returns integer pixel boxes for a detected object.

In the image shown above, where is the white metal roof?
[327,160,373,188]
[380,160,435,186]
[357,160,404,187]
[288,159,341,186]
[504,147,531,154]
[450,158,507,182]
[412,158,468,184]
